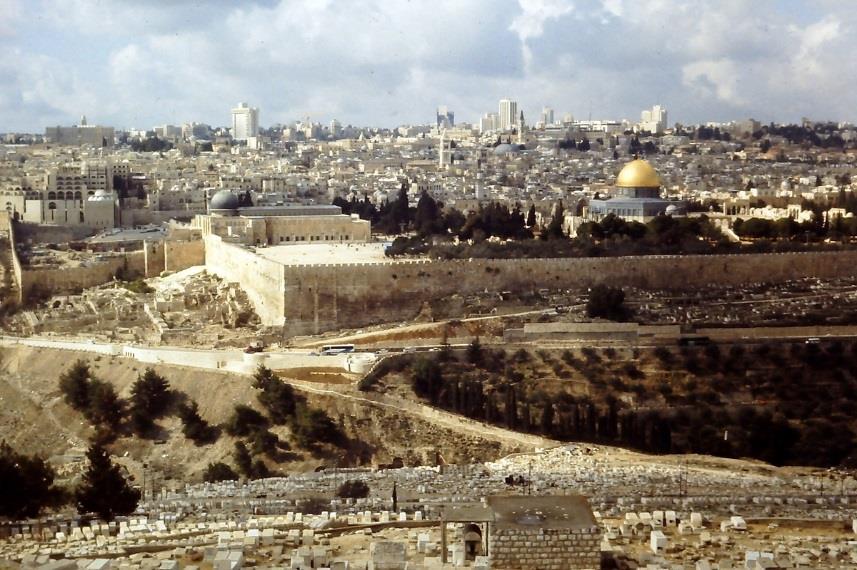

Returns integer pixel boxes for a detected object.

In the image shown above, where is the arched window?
[48,191,56,200]
[66,192,74,200]
[74,191,82,200]
[48,202,56,210]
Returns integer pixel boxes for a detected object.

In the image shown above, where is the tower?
[231,102,259,141]
[517,110,525,144]
[499,98,517,131]
[439,130,449,169]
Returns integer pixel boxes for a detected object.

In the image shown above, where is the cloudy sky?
[1,0,855,131]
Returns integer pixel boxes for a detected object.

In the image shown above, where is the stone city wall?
[489,526,601,570]
[204,235,286,326]
[164,239,205,272]
[274,250,857,336]
[19,251,146,300]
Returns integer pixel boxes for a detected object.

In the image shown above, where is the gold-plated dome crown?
[615,159,661,188]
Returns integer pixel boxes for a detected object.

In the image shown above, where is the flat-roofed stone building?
[487,495,601,570]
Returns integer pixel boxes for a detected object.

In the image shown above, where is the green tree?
[203,462,238,483]
[225,405,269,437]
[466,338,484,366]
[586,284,631,321]
[130,368,172,418]
[177,400,219,445]
[291,406,344,449]
[414,191,441,236]
[75,444,140,521]
[59,360,93,411]
[542,201,565,240]
[85,379,125,435]
[233,441,253,477]
[412,357,443,402]
[336,479,370,499]
[253,365,298,424]
[526,204,536,227]
[0,442,67,519]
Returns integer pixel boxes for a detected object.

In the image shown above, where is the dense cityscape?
[3,1,857,569]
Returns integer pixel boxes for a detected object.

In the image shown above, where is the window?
[48,191,56,200]
[48,201,56,210]
[74,191,82,200]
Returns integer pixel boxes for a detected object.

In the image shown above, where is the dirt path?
[279,376,556,451]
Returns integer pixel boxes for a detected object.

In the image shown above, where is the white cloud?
[681,59,746,107]
[2,1,857,130]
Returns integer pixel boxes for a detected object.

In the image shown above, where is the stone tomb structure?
[440,495,601,570]
[488,495,601,569]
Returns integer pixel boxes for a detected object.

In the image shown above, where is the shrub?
[177,401,219,445]
[336,479,370,499]
[224,405,269,437]
[586,284,631,321]
[291,406,345,449]
[203,462,238,483]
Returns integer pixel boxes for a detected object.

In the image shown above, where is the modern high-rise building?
[231,102,259,141]
[436,106,454,129]
[499,98,517,131]
[541,106,555,126]
[640,104,668,133]
[479,113,500,133]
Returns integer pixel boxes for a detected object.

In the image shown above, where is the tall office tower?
[329,119,341,138]
[541,106,555,126]
[436,106,454,129]
[640,104,668,133]
[499,98,517,131]
[231,102,259,141]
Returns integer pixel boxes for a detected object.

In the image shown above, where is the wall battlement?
[200,238,857,335]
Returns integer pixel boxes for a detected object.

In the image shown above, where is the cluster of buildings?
[1,102,856,245]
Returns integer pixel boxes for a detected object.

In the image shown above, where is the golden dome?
[615,159,661,188]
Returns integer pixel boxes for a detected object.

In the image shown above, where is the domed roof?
[209,189,239,210]
[493,143,523,155]
[616,159,661,188]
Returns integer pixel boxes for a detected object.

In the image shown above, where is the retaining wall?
[274,250,857,336]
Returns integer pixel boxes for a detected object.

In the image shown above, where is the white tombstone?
[730,516,746,531]
[652,511,664,527]
[650,530,667,554]
[665,511,677,526]
[691,512,704,528]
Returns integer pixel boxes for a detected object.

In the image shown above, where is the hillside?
[367,340,857,467]
[0,345,526,488]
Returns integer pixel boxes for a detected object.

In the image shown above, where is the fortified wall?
[204,235,286,326]
[276,250,857,336]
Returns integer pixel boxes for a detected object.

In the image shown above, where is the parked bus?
[320,344,355,355]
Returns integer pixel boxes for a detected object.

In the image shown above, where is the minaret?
[80,115,88,126]
[517,110,525,144]
[439,130,448,169]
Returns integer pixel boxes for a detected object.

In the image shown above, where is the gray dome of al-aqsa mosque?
[209,189,239,213]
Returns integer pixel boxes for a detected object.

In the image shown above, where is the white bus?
[320,344,355,355]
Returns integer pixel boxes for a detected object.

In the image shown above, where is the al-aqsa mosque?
[586,158,686,222]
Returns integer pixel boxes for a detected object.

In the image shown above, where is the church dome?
[493,143,523,155]
[616,159,661,188]
[209,189,239,211]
